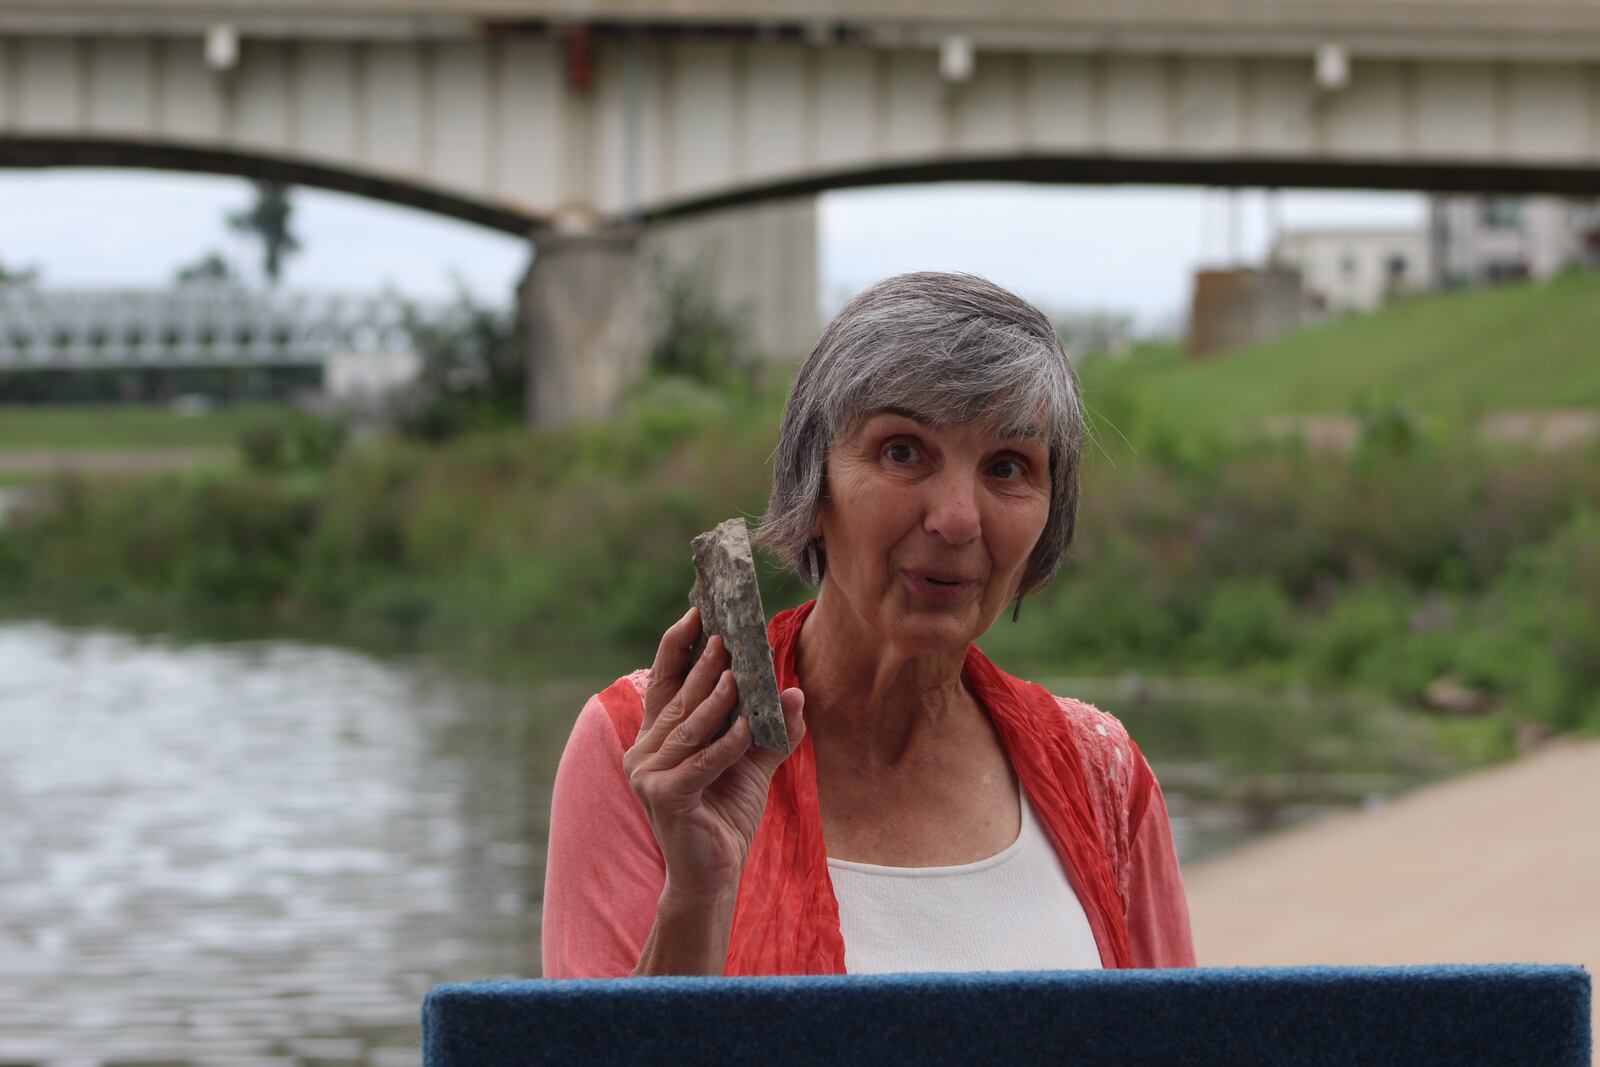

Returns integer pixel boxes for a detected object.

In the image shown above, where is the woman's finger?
[653,666,738,765]
[642,606,700,732]
[640,635,726,752]
[660,713,754,795]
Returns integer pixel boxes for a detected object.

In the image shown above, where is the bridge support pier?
[521,197,819,427]
[520,227,646,428]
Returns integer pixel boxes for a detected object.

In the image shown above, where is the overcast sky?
[0,169,1424,329]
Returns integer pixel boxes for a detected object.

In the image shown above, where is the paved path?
[0,447,226,475]
[1184,736,1600,1025]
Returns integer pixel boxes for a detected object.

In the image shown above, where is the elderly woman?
[542,272,1194,977]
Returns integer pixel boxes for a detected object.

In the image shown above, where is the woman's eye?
[991,458,1026,480]
[884,442,919,465]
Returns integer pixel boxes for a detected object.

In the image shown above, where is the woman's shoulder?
[1042,690,1153,821]
[1048,692,1138,765]
[577,669,653,749]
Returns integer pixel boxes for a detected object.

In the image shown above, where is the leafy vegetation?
[3,273,1599,756]
[388,289,523,441]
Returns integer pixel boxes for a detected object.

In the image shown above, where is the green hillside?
[1080,270,1600,440]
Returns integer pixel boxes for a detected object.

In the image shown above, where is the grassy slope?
[1078,271,1600,436]
[0,404,282,451]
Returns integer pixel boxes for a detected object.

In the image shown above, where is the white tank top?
[826,790,1105,974]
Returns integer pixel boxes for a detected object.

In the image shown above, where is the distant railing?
[0,285,421,369]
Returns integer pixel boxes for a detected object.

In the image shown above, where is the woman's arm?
[543,608,806,978]
[1124,745,1198,968]
[630,883,740,976]
[541,694,747,977]
[541,695,666,978]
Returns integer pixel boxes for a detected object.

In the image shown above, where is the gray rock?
[688,518,791,753]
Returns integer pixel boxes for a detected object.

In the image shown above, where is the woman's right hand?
[624,606,806,910]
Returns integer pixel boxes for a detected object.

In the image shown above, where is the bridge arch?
[0,136,540,234]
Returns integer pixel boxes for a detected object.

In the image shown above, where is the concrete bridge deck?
[9,0,1600,50]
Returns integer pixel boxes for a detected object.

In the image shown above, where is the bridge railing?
[0,285,424,369]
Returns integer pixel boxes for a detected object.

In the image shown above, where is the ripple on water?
[0,622,561,1066]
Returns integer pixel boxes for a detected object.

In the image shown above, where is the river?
[0,620,1437,1065]
[1,622,561,1067]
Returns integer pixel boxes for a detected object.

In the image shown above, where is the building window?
[1386,255,1408,280]
[1341,253,1357,278]
[1484,259,1529,284]
[1481,197,1524,229]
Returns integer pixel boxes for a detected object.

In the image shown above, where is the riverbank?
[1184,735,1600,1021]
[3,381,1599,754]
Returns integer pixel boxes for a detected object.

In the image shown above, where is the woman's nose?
[923,469,981,545]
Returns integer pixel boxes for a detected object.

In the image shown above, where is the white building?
[1270,228,1433,315]
[1430,195,1600,286]
[1271,195,1600,318]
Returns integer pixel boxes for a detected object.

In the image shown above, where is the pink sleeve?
[540,694,666,978]
[1124,751,1198,968]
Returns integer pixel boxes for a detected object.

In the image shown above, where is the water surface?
[1,622,563,1067]
[1,622,1444,1065]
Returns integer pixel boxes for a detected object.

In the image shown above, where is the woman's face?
[817,405,1052,656]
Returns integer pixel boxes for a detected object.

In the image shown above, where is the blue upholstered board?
[423,963,1591,1067]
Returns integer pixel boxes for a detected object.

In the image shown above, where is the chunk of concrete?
[688,518,791,754]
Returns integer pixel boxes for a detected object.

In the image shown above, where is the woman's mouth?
[904,571,977,601]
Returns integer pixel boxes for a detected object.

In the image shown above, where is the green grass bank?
[1079,269,1600,442]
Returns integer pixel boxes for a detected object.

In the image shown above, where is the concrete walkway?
[1184,736,1600,1024]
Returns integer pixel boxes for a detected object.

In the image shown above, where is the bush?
[1304,585,1410,687]
[1494,511,1600,731]
[645,254,754,389]
[389,289,520,441]
[237,410,347,472]
[5,375,1599,745]
[1192,578,1295,667]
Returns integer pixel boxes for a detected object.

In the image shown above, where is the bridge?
[4,1,1599,420]
[0,285,423,402]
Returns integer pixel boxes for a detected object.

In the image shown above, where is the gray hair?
[752,271,1086,602]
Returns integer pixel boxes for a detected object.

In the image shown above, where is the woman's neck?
[794,586,977,769]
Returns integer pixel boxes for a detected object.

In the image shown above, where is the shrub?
[1494,511,1600,731]
[237,409,347,472]
[1192,578,1295,667]
[1304,585,1411,687]
[645,253,754,389]
[389,289,520,441]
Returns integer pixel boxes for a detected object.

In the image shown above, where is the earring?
[804,538,823,585]
[1012,595,1022,623]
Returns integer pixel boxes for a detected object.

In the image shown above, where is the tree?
[228,181,301,285]
[645,252,753,388]
[389,287,521,440]
[0,255,38,286]
[173,251,236,286]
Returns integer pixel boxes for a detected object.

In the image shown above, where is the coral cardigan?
[542,600,1196,977]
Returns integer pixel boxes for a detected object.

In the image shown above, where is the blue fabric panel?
[423,964,1590,1067]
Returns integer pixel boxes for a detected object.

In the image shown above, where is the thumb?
[779,687,806,749]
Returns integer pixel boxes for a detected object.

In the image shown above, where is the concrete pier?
[520,228,646,428]
[522,198,819,427]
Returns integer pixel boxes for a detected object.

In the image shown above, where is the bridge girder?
[3,31,1600,232]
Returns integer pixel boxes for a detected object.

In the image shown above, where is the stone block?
[688,519,790,753]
